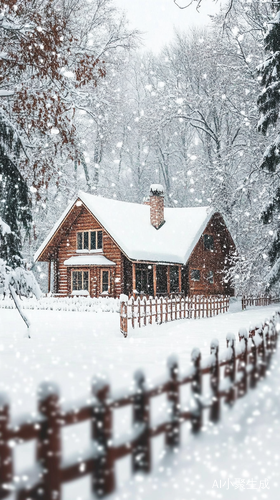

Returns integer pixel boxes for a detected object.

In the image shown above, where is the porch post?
[132,262,136,297]
[178,265,182,294]
[48,261,51,293]
[167,266,170,295]
[153,265,157,297]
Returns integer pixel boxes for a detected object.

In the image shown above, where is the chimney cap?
[150,184,164,196]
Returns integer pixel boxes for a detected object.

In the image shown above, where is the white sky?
[114,0,222,52]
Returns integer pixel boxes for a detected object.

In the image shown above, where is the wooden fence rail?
[0,312,279,500]
[120,294,230,337]
[242,295,272,310]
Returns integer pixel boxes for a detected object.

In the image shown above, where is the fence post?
[0,394,12,500]
[131,297,135,329]
[238,328,248,397]
[37,382,61,500]
[120,296,128,338]
[249,329,257,389]
[210,339,220,423]
[132,370,151,474]
[191,348,202,433]
[158,297,162,324]
[143,297,147,327]
[225,333,236,406]
[166,356,180,448]
[92,378,115,497]
[138,297,141,328]
[258,325,266,379]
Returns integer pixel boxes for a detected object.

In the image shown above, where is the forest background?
[1,0,279,295]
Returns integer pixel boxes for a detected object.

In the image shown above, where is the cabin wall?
[54,206,123,297]
[188,213,235,296]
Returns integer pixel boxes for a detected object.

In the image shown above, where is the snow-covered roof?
[34,191,215,265]
[34,197,78,261]
[64,255,116,267]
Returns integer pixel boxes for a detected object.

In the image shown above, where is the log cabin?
[34,185,235,298]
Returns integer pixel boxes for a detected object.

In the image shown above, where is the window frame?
[101,269,110,294]
[191,269,201,282]
[203,234,214,251]
[71,270,89,291]
[207,270,214,284]
[76,230,103,251]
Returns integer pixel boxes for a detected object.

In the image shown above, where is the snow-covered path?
[0,303,279,499]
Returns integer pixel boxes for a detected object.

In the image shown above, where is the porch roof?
[64,255,116,267]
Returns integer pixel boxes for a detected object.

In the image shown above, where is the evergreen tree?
[0,116,32,266]
[257,2,280,288]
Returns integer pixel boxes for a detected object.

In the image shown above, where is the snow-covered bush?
[0,259,41,299]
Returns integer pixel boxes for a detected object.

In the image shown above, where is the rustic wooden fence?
[0,312,279,500]
[120,294,230,337]
[241,295,272,310]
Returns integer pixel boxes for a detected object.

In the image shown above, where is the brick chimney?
[149,184,165,229]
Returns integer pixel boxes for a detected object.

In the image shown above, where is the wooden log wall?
[188,213,235,297]
[0,313,279,499]
[53,205,123,298]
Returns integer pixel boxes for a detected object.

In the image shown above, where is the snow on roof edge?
[182,206,215,264]
[34,190,221,266]
[34,197,78,261]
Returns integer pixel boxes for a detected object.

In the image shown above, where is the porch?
[123,261,189,298]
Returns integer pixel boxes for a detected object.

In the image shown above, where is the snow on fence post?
[37,382,61,500]
[120,295,128,338]
[92,378,115,498]
[132,370,151,474]
[210,339,220,423]
[238,328,248,397]
[225,333,236,406]
[191,348,202,434]
[166,356,180,448]
[0,394,12,499]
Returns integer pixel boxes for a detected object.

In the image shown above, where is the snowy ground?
[0,303,279,499]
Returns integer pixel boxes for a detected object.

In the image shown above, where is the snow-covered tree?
[256,2,280,289]
[0,0,137,267]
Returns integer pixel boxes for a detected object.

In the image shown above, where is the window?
[203,234,214,251]
[207,271,214,284]
[72,271,89,291]
[135,265,153,294]
[101,270,110,293]
[191,269,200,281]
[77,230,103,250]
[170,266,179,293]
